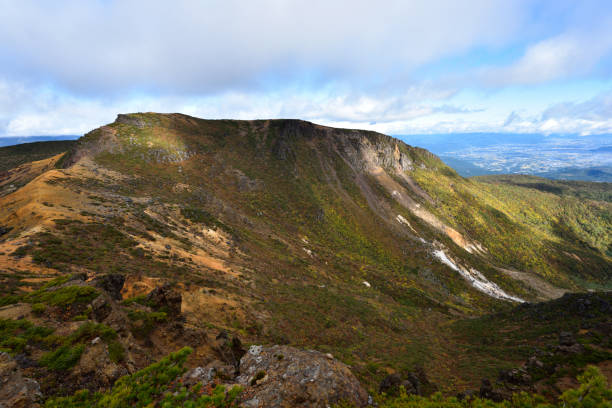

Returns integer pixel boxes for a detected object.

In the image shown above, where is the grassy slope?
[475,174,612,203]
[412,169,611,289]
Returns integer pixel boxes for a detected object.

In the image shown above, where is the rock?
[557,331,583,353]
[182,366,216,388]
[379,373,419,396]
[499,368,531,386]
[457,389,477,401]
[71,343,127,391]
[68,273,88,282]
[12,355,36,370]
[212,332,246,368]
[92,274,125,301]
[0,226,12,237]
[115,114,147,128]
[91,296,112,322]
[182,359,237,388]
[236,345,368,408]
[146,285,182,316]
[525,356,544,370]
[558,331,576,347]
[0,352,42,408]
[479,378,503,402]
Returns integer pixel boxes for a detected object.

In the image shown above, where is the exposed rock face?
[146,285,182,316]
[236,345,368,408]
[0,352,42,408]
[92,274,125,301]
[115,113,147,128]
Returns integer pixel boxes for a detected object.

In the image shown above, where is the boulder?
[71,342,127,391]
[558,331,576,347]
[557,331,583,354]
[182,360,236,388]
[498,368,531,386]
[379,373,419,396]
[0,352,42,408]
[91,296,112,322]
[92,274,125,301]
[236,345,368,408]
[479,378,503,402]
[211,331,245,368]
[146,285,182,315]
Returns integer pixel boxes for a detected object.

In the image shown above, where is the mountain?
[0,140,77,173]
[0,113,610,405]
[0,135,79,148]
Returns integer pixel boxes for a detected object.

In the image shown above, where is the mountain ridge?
[0,112,610,403]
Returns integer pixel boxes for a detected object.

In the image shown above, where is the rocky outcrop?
[92,274,125,301]
[115,114,148,128]
[0,352,42,408]
[146,285,182,316]
[236,345,369,408]
[71,342,128,392]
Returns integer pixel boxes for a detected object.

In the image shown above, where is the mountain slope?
[0,140,77,173]
[0,113,610,393]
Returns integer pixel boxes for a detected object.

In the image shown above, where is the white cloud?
[1,1,612,136]
[0,0,526,94]
[0,79,478,135]
[479,22,612,86]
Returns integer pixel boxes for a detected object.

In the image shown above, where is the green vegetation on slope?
[372,366,611,408]
[412,167,611,287]
[44,347,243,408]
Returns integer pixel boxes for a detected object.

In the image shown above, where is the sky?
[1,0,612,137]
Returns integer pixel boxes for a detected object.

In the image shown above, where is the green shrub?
[0,319,54,354]
[0,295,21,307]
[40,344,85,371]
[121,295,149,306]
[374,365,611,408]
[107,340,125,363]
[31,303,46,315]
[26,285,98,308]
[127,310,167,339]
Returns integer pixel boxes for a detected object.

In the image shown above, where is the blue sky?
[1,0,612,136]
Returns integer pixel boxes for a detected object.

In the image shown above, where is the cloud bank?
[0,0,611,136]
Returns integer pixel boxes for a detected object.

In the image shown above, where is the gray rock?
[236,345,368,408]
[91,296,112,322]
[0,352,42,408]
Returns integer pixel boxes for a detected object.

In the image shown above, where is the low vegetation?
[44,347,243,408]
[372,366,611,408]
